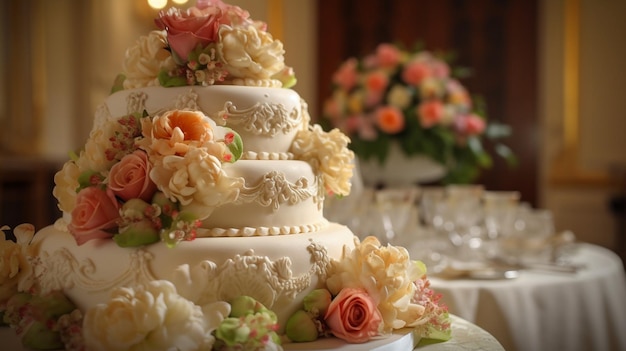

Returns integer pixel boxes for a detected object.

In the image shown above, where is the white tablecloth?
[429,243,626,351]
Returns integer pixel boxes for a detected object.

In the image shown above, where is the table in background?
[429,243,626,351]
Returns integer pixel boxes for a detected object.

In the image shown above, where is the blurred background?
[0,0,625,261]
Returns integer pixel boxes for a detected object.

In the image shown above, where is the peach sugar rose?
[325,287,382,343]
[68,187,121,245]
[108,150,157,202]
[141,110,214,157]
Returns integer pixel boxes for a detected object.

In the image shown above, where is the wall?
[539,0,626,249]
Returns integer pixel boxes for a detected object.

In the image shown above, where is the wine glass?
[374,186,420,246]
[482,190,521,258]
[444,184,485,262]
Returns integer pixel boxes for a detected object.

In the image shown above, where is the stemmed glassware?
[482,190,521,258]
[444,185,485,257]
[374,186,420,246]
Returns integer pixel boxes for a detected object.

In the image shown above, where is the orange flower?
[417,100,444,128]
[142,110,214,156]
[375,106,404,134]
[364,71,389,95]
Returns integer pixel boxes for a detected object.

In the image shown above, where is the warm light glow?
[172,0,188,4]
[147,0,167,10]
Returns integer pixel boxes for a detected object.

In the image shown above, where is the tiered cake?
[0,1,450,350]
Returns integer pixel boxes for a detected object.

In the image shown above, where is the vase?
[356,142,446,187]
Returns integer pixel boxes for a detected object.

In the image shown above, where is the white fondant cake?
[0,1,450,350]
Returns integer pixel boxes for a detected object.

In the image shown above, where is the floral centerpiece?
[322,42,514,185]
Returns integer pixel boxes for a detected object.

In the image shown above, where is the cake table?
[1,314,504,351]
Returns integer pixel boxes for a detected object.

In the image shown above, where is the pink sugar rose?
[155,5,223,62]
[68,187,121,245]
[418,100,444,128]
[325,288,382,343]
[108,150,157,202]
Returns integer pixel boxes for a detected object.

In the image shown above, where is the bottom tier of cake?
[31,221,357,332]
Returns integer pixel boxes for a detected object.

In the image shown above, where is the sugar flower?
[83,280,230,351]
[0,224,38,304]
[290,124,354,196]
[113,0,295,90]
[326,236,427,333]
[53,105,243,248]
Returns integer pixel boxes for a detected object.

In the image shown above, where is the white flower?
[53,161,81,213]
[326,236,427,333]
[218,25,285,85]
[387,84,412,109]
[0,224,37,303]
[123,30,177,89]
[84,280,230,351]
[76,118,124,173]
[290,124,354,196]
[149,147,244,220]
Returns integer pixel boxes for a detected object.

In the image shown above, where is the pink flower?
[375,106,405,134]
[402,60,431,85]
[418,100,444,128]
[447,79,472,109]
[375,43,401,68]
[364,71,389,96]
[108,150,157,202]
[333,58,358,91]
[431,60,450,78]
[456,114,486,136]
[325,288,382,343]
[68,187,121,245]
[155,5,223,61]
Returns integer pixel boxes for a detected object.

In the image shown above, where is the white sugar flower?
[0,224,38,303]
[76,118,124,173]
[53,161,81,213]
[218,25,285,86]
[149,147,244,220]
[84,280,230,351]
[326,236,427,333]
[123,30,176,89]
[290,124,354,196]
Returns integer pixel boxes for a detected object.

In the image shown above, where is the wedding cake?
[0,1,450,350]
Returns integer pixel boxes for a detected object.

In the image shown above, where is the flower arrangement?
[53,109,244,248]
[322,42,514,184]
[285,236,451,345]
[113,0,296,92]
